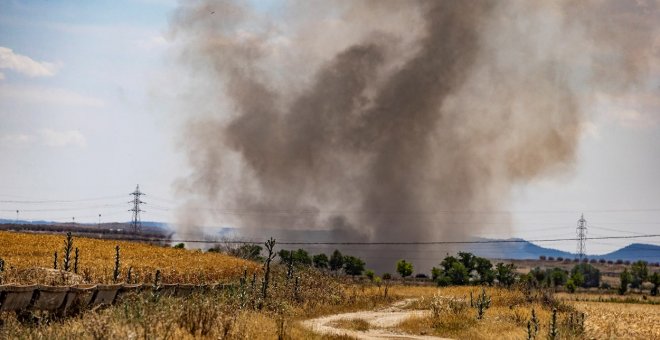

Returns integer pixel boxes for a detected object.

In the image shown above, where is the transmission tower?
[576,214,587,260]
[129,185,146,233]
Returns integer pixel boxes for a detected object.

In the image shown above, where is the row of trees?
[216,244,367,276]
[620,260,660,295]
[429,252,517,286]
[539,255,660,267]
[522,263,601,292]
[277,248,366,276]
[390,252,517,287]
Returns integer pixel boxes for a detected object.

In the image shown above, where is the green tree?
[343,256,365,276]
[396,259,414,279]
[619,268,632,295]
[495,263,517,287]
[447,262,469,285]
[278,249,312,266]
[365,269,375,282]
[546,268,568,287]
[313,253,329,269]
[650,272,660,296]
[474,257,495,285]
[566,279,577,293]
[630,260,649,289]
[431,267,442,281]
[329,249,344,272]
[529,267,546,286]
[457,252,476,271]
[570,271,585,287]
[570,263,600,288]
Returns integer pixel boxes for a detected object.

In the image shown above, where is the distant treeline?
[0,223,172,242]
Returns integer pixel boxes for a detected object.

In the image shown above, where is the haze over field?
[0,0,659,257]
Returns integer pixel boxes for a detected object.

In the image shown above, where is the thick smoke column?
[170,0,658,268]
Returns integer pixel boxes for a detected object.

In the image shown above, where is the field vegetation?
[0,231,258,284]
[1,231,659,339]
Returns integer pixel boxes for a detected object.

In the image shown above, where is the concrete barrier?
[0,285,37,312]
[32,285,69,311]
[175,284,196,297]
[90,284,121,306]
[62,285,97,313]
[0,282,233,314]
[156,283,177,297]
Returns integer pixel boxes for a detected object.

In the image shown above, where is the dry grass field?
[1,231,659,339]
[0,231,259,284]
[574,301,660,339]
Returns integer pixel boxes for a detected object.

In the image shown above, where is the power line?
[0,194,126,204]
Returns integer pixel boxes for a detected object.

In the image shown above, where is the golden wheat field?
[0,231,259,284]
[573,301,660,339]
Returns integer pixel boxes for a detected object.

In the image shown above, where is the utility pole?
[15,210,19,223]
[576,214,587,260]
[129,185,146,233]
[98,213,101,226]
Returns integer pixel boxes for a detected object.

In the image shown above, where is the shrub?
[650,272,659,296]
[174,243,185,249]
[343,256,365,276]
[566,279,577,293]
[546,268,568,287]
[495,263,517,287]
[571,263,600,288]
[415,273,428,279]
[607,260,613,264]
[312,253,329,269]
[598,259,606,264]
[382,272,392,280]
[548,256,555,261]
[431,267,441,281]
[589,258,597,263]
[475,288,491,319]
[396,259,414,279]
[619,268,632,295]
[365,269,375,281]
[329,249,344,272]
[616,259,623,265]
[278,249,312,266]
[557,257,563,261]
[539,255,547,261]
[630,260,649,288]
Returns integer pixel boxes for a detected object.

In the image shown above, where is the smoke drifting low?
[170,1,658,261]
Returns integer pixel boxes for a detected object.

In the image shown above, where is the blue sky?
[0,0,658,254]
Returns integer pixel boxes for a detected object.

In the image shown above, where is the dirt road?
[301,299,450,340]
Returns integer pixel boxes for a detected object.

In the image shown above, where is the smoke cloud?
[170,1,658,269]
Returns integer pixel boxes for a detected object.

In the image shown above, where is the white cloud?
[0,84,105,108]
[0,46,59,78]
[38,129,86,148]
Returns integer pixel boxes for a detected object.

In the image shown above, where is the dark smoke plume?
[170,1,658,270]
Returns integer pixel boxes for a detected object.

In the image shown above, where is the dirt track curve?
[301,299,451,340]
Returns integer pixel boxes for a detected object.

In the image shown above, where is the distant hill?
[594,243,660,263]
[463,238,659,263]
[463,238,575,260]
